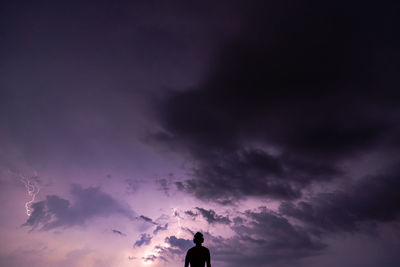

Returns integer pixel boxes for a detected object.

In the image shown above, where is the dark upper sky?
[1,1,400,267]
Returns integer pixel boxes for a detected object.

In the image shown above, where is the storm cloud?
[177,207,326,267]
[280,167,400,233]
[154,1,400,203]
[195,207,231,225]
[165,236,193,253]
[23,184,135,230]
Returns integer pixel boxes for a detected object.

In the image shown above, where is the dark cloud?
[24,184,134,230]
[280,168,400,233]
[235,207,325,251]
[174,149,337,202]
[139,215,157,225]
[195,207,231,225]
[154,236,193,262]
[161,208,326,267]
[134,233,152,247]
[154,1,400,202]
[184,210,198,217]
[153,223,168,235]
[142,254,156,263]
[207,207,326,267]
[165,236,193,252]
[112,229,126,236]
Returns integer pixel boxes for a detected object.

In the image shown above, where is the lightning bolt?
[20,175,40,216]
[9,170,41,216]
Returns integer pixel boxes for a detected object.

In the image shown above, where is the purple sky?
[1,1,400,267]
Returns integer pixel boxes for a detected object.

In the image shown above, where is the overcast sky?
[1,1,400,267]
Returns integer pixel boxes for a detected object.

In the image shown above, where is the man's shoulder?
[203,246,210,254]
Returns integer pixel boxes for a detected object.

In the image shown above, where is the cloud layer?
[147,2,400,266]
[280,168,400,233]
[24,184,134,230]
[153,1,400,206]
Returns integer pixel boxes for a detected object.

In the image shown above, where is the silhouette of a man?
[185,232,211,267]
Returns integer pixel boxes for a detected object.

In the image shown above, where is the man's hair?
[193,232,204,244]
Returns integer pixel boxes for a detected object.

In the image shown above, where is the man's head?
[193,232,204,245]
